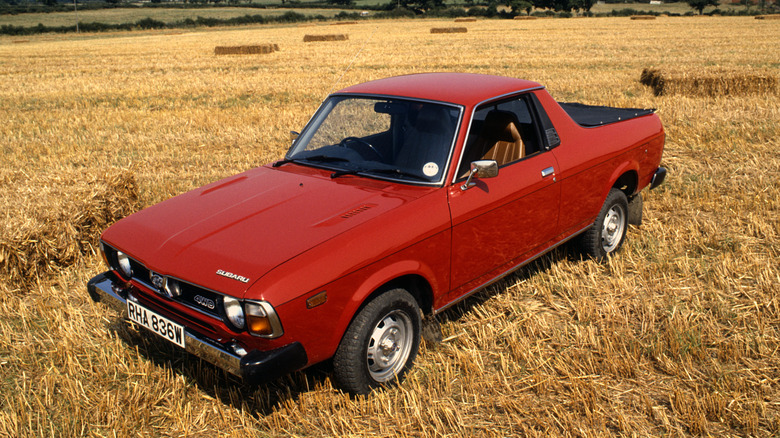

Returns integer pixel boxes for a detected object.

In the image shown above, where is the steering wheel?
[339,137,385,162]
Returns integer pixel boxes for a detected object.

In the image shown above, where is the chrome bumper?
[87,272,307,382]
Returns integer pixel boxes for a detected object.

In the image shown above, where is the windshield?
[286,96,461,184]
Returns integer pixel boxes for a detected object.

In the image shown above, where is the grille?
[176,281,224,318]
[102,242,229,324]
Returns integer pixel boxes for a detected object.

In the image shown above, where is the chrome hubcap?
[601,205,625,253]
[366,310,413,382]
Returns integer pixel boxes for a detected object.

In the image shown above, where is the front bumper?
[87,271,307,383]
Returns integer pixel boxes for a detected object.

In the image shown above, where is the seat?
[475,110,525,167]
[394,106,453,177]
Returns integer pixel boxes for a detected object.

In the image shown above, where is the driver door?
[447,94,561,301]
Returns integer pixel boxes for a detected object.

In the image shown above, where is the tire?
[332,288,421,395]
[579,188,629,261]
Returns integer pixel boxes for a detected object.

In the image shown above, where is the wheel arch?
[607,163,640,200]
[324,263,436,360]
[361,274,434,316]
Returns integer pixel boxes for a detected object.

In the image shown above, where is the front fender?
[305,230,450,360]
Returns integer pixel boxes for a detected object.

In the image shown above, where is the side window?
[457,95,543,178]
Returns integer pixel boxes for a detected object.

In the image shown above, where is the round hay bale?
[631,15,656,20]
[303,34,349,42]
[430,27,468,34]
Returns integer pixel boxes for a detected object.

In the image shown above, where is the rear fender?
[605,161,639,201]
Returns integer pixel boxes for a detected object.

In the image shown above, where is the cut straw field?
[1,16,779,437]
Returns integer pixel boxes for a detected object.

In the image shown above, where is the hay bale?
[631,15,656,20]
[513,16,538,20]
[214,44,279,55]
[0,168,140,290]
[303,34,349,42]
[755,14,780,20]
[454,18,477,22]
[430,27,468,34]
[640,67,779,97]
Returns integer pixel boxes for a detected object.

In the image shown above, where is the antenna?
[328,25,379,96]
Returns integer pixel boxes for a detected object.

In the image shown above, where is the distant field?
[0,6,348,27]
[0,2,755,28]
[1,15,778,438]
[589,1,745,14]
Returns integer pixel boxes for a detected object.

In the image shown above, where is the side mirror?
[461,160,498,191]
[290,131,300,144]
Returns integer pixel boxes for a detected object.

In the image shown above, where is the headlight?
[116,251,133,278]
[223,296,245,330]
[164,278,182,298]
[245,301,283,338]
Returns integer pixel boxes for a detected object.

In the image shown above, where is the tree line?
[328,0,745,16]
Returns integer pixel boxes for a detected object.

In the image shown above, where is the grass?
[1,16,779,437]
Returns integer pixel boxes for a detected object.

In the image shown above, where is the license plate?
[127,301,185,348]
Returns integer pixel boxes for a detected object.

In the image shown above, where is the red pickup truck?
[88,73,666,394]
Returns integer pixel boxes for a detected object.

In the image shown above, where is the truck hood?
[102,164,424,296]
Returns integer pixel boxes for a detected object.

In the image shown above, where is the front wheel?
[332,289,421,395]
[579,188,629,261]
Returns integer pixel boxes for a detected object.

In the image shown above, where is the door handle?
[541,167,555,177]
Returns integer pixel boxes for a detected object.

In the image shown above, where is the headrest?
[480,110,521,143]
[414,106,450,133]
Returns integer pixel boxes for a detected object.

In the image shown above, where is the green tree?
[399,0,445,13]
[508,0,533,15]
[534,0,573,13]
[328,0,355,5]
[687,0,718,14]
[573,0,595,13]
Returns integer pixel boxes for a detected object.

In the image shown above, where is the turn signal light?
[245,301,282,338]
[245,302,271,336]
[247,315,272,336]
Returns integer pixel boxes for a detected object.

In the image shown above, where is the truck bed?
[559,102,655,127]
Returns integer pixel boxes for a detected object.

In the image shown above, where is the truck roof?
[336,73,543,106]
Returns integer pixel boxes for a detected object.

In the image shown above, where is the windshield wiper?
[331,167,430,182]
[368,168,431,181]
[273,155,349,168]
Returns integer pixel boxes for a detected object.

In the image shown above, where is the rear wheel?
[579,188,629,260]
[332,289,421,395]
